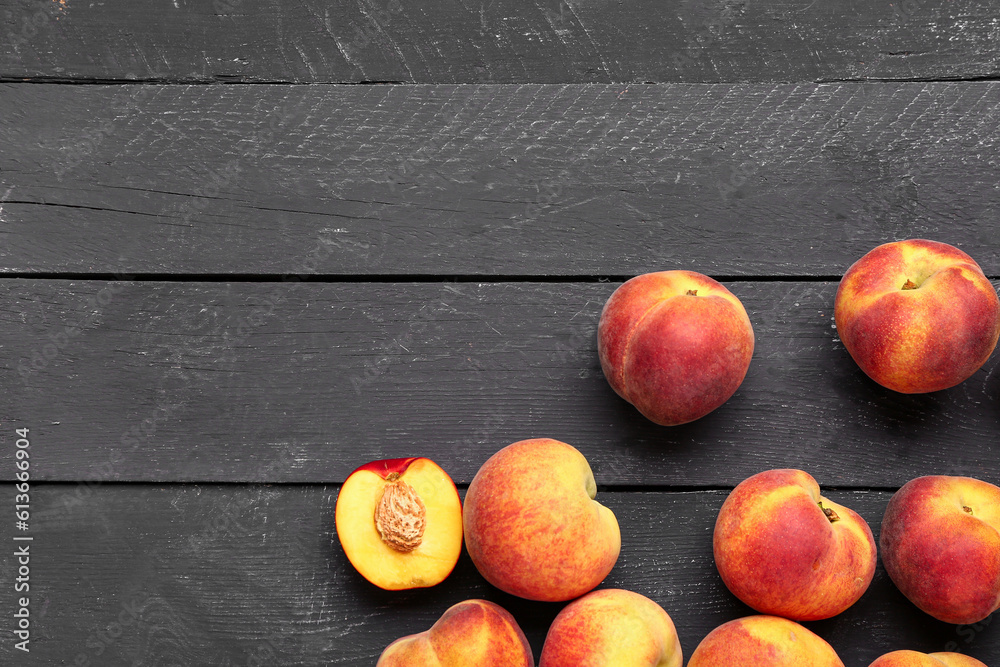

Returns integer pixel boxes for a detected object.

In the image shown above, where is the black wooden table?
[2,1,999,664]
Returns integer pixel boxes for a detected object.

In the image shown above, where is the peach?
[834,239,1000,393]
[335,457,462,590]
[868,650,988,667]
[687,615,844,667]
[463,438,621,601]
[376,599,533,666]
[713,469,877,620]
[880,475,1000,624]
[539,589,682,667]
[598,270,754,425]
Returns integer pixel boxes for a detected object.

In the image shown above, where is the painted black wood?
[0,485,994,665]
[4,0,1000,659]
[3,83,1000,277]
[2,0,999,84]
[6,279,1000,487]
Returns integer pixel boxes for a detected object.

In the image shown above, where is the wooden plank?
[3,485,996,664]
[2,0,999,83]
[3,82,1000,277]
[6,279,1000,486]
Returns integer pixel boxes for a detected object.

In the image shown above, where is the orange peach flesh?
[376,599,534,667]
[714,469,876,620]
[688,615,844,667]
[868,650,988,667]
[835,239,1000,393]
[336,458,462,590]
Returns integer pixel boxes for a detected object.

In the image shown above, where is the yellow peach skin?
[869,650,988,667]
[835,239,1000,393]
[376,599,534,666]
[539,589,683,667]
[688,615,844,667]
[713,469,877,620]
[598,270,754,425]
[880,475,1000,624]
[463,439,621,602]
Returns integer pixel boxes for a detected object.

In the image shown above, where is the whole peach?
[880,475,1000,624]
[835,239,1000,393]
[463,438,621,601]
[688,615,844,667]
[539,589,682,667]
[376,599,533,666]
[598,270,754,425]
[713,469,877,620]
[868,650,988,667]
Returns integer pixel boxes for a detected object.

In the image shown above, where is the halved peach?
[335,457,462,590]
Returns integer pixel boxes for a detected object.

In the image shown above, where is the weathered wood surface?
[4,0,1000,660]
[3,0,999,84]
[3,83,1000,277]
[6,279,1000,486]
[1,485,995,666]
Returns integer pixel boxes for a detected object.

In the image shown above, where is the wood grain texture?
[0,485,994,665]
[5,279,1000,486]
[2,0,999,83]
[3,82,1000,277]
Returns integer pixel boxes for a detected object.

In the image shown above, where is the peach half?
[335,457,462,590]
[376,599,534,666]
[869,651,988,667]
